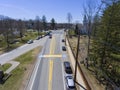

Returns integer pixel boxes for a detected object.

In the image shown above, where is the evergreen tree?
[42,15,47,31]
[91,1,120,85]
[51,18,55,30]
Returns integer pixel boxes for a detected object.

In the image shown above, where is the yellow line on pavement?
[48,36,56,90]
[49,38,53,54]
[48,60,53,90]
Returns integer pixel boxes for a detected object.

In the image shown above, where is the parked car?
[49,34,52,38]
[0,70,4,80]
[62,39,65,42]
[65,76,75,90]
[62,46,66,51]
[27,40,33,44]
[64,61,73,74]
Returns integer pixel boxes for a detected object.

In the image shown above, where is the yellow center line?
[48,36,56,90]
[49,38,53,54]
[48,60,53,90]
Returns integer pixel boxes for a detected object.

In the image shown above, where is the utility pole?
[73,25,87,90]
[74,24,80,83]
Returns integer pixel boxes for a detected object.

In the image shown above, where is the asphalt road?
[27,30,66,90]
[0,36,48,65]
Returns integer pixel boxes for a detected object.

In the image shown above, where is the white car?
[27,40,33,44]
[65,76,75,90]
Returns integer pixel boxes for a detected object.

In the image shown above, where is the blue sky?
[0,0,101,23]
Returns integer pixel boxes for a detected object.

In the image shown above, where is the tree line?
[70,0,120,89]
[0,15,57,48]
[88,0,120,88]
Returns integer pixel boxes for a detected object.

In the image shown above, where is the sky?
[0,0,101,23]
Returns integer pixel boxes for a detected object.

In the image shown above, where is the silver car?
[27,40,33,44]
[65,76,75,90]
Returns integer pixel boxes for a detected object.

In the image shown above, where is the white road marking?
[29,57,41,90]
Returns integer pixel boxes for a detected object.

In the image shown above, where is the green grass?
[111,54,120,60]
[0,64,11,72]
[21,32,37,43]
[3,43,23,52]
[68,29,75,35]
[0,46,42,90]
[21,31,45,43]
[0,35,7,49]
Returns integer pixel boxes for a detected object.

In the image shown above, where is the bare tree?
[35,16,41,36]
[3,19,11,48]
[83,0,97,69]
[17,19,26,41]
[67,12,72,29]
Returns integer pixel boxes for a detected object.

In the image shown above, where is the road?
[27,30,67,90]
[0,29,86,90]
[0,36,47,65]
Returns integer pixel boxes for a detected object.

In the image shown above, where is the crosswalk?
[39,54,67,58]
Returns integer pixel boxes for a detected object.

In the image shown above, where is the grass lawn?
[68,29,75,35]
[0,64,12,72]
[0,46,42,90]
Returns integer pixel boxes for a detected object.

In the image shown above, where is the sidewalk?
[66,39,87,90]
[5,61,20,74]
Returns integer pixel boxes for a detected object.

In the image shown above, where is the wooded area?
[88,0,120,89]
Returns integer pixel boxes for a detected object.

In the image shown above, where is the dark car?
[64,61,73,74]
[62,39,65,42]
[27,40,33,44]
[65,76,75,90]
[62,46,66,51]
[0,70,4,80]
[49,34,52,38]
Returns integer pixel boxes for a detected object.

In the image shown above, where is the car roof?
[62,46,66,48]
[64,61,70,67]
[67,76,75,87]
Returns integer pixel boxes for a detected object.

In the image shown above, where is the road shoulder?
[66,38,87,90]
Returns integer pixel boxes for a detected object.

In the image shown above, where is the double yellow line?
[48,60,53,90]
[48,36,55,90]
[49,36,56,55]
